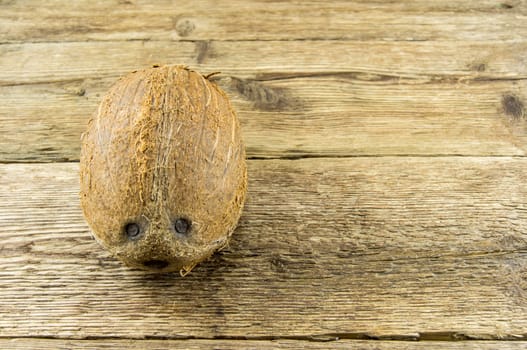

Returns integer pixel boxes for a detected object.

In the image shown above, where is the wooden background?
[1,1,527,348]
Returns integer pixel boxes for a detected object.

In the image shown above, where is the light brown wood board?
[1,160,526,339]
[1,0,526,347]
[1,40,526,161]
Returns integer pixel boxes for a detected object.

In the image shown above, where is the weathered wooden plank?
[1,38,526,162]
[0,159,526,338]
[2,41,527,85]
[1,0,526,43]
[1,338,526,350]
[1,74,526,161]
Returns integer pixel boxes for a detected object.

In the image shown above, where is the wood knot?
[64,85,86,96]
[173,17,195,37]
[502,94,525,120]
[195,41,212,64]
[270,255,288,273]
[230,77,299,111]
[469,62,486,72]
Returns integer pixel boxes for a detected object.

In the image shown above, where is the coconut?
[79,65,247,275]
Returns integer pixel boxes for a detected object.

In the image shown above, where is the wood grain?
[1,159,526,339]
[1,0,526,43]
[1,66,526,161]
[2,41,527,85]
[2,0,527,346]
[2,38,526,161]
[1,338,526,350]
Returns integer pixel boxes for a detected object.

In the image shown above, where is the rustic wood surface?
[2,40,527,161]
[1,0,526,348]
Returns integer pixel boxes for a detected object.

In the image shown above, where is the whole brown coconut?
[80,65,247,275]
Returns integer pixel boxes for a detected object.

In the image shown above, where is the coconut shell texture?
[80,65,247,274]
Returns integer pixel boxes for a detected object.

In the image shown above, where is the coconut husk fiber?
[80,65,247,275]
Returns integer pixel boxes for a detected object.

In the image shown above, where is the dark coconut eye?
[124,222,141,239]
[174,218,191,234]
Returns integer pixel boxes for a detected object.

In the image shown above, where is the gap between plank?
[2,38,526,46]
[0,332,525,342]
[0,38,433,45]
[1,154,527,165]
[2,73,526,88]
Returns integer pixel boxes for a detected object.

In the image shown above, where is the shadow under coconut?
[125,229,250,329]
